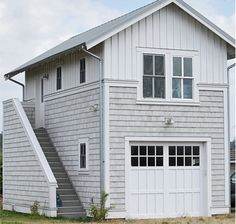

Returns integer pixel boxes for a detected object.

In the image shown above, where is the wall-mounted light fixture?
[43,73,49,80]
[164,117,174,125]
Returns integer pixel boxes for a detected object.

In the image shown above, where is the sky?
[0,0,235,139]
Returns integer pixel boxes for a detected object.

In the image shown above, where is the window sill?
[136,99,200,106]
[78,170,89,175]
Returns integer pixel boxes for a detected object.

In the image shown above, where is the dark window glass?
[155,56,164,76]
[193,146,200,155]
[131,146,138,155]
[193,157,200,166]
[169,157,176,166]
[41,79,44,103]
[173,57,182,76]
[156,146,163,155]
[56,67,62,90]
[183,79,193,99]
[154,77,165,98]
[185,157,192,166]
[143,76,153,98]
[156,157,163,166]
[140,157,147,167]
[184,58,192,77]
[148,146,155,155]
[131,157,138,166]
[80,58,86,84]
[148,157,155,166]
[144,55,153,75]
[177,146,184,155]
[80,143,86,169]
[177,157,184,166]
[169,146,176,155]
[140,146,147,155]
[185,146,192,155]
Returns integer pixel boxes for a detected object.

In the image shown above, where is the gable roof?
[4,0,235,79]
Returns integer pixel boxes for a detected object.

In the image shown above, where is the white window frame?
[78,138,89,172]
[136,47,200,105]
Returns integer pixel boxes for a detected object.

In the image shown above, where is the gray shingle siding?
[3,100,50,213]
[109,86,225,211]
[44,86,101,213]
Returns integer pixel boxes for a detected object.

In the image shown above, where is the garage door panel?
[155,170,164,189]
[128,143,204,218]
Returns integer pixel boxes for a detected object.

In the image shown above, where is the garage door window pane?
[193,157,200,166]
[131,146,138,155]
[185,146,191,155]
[148,157,155,166]
[193,146,200,155]
[177,146,184,155]
[169,157,176,166]
[140,146,147,155]
[169,146,176,155]
[148,146,155,155]
[131,157,138,167]
[156,157,163,166]
[185,157,192,166]
[156,146,163,155]
[177,157,184,166]
[140,157,147,167]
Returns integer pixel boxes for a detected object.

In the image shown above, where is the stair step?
[58,206,83,213]
[58,184,73,190]
[57,211,86,218]
[59,194,78,201]
[48,161,63,167]
[57,189,75,195]
[60,200,81,207]
[54,173,69,179]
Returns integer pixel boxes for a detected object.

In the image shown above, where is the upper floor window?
[143,55,165,99]
[56,67,62,90]
[80,58,86,84]
[172,57,193,99]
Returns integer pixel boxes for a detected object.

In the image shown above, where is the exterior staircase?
[34,128,86,218]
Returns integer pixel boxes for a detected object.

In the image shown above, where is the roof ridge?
[68,0,160,41]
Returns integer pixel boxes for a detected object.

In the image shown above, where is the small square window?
[156,157,163,166]
[177,157,184,166]
[148,146,155,155]
[140,146,147,155]
[185,146,192,155]
[140,157,147,167]
[131,146,138,155]
[169,146,176,155]
[156,146,163,155]
[193,157,200,166]
[193,146,200,155]
[131,157,138,167]
[169,157,176,166]
[177,146,184,155]
[148,157,155,166]
[185,157,192,166]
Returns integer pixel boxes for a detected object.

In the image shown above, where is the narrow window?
[143,55,165,99]
[172,57,193,99]
[41,79,44,103]
[56,67,62,90]
[79,142,88,170]
[80,58,86,84]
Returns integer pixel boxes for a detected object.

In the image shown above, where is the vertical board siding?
[25,45,102,100]
[104,4,227,84]
[44,87,101,212]
[3,100,50,212]
[109,86,225,211]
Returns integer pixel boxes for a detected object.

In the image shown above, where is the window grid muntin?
[143,54,165,99]
[172,57,193,99]
[131,145,164,167]
[168,145,200,167]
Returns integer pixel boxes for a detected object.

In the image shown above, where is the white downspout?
[81,46,105,197]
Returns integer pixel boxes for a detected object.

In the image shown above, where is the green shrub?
[90,192,111,222]
[30,201,40,215]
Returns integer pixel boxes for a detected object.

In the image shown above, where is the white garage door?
[128,143,205,219]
